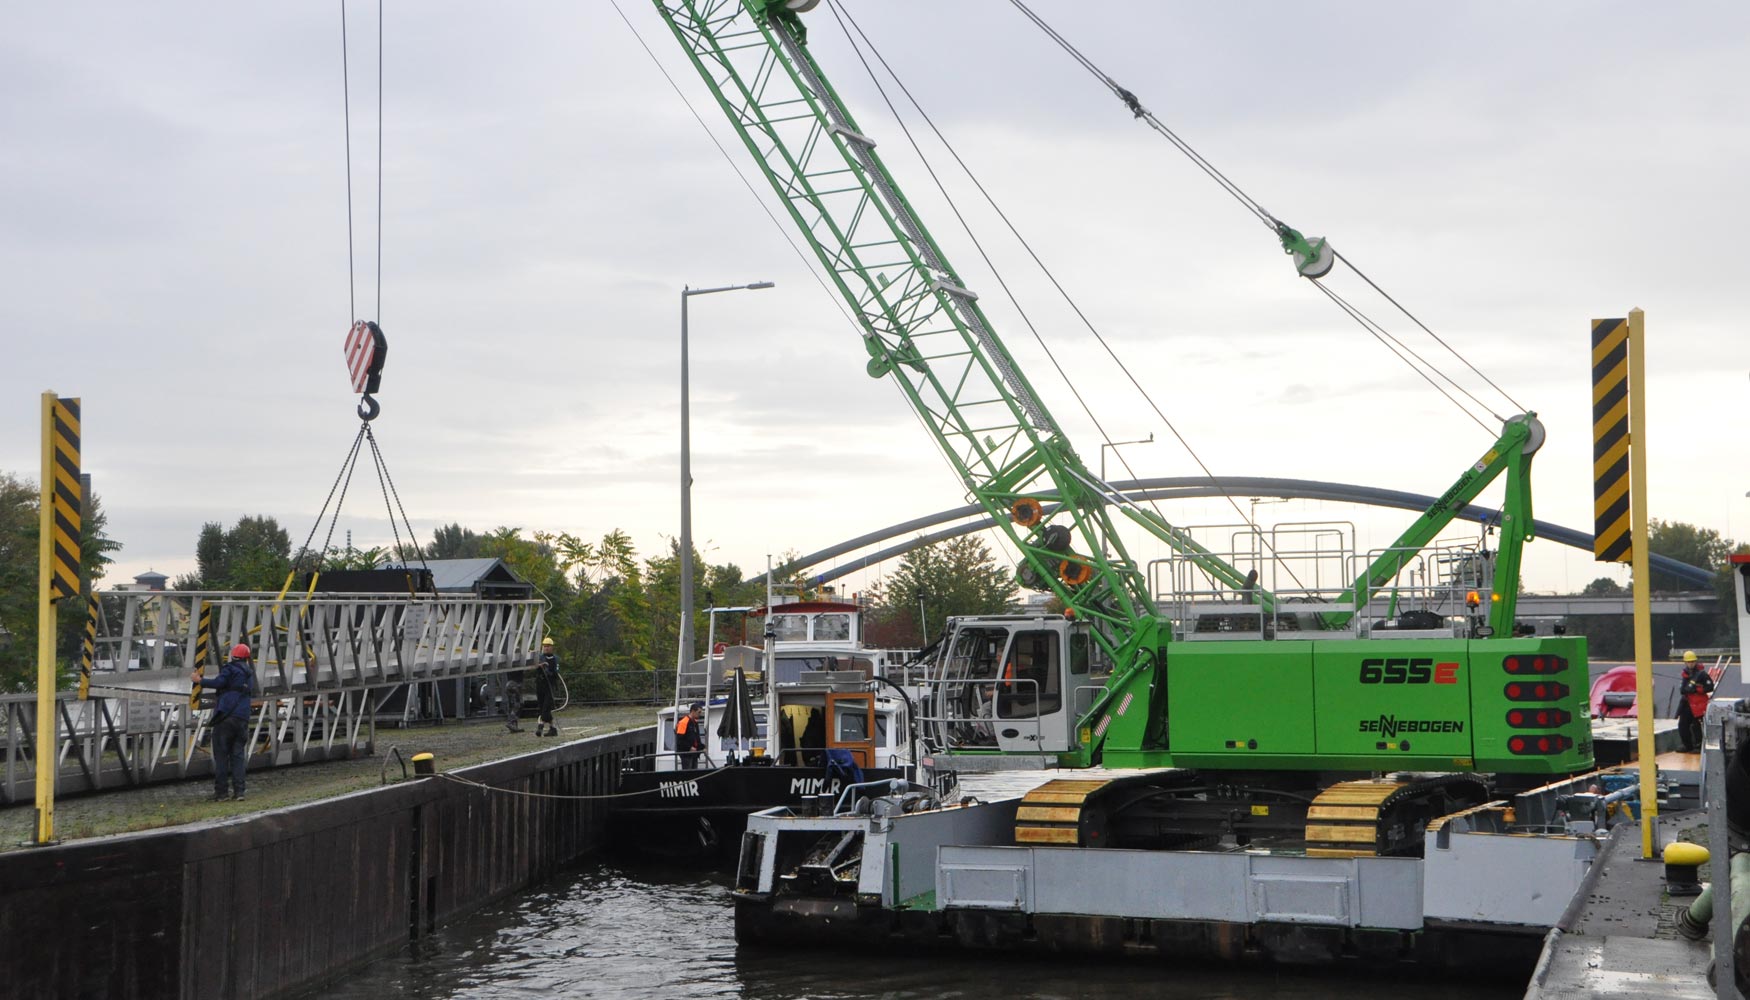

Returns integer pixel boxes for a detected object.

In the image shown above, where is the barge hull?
[735,897,1543,976]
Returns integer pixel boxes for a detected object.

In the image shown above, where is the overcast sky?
[3,1,1747,600]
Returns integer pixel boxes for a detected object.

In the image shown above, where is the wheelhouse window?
[771,615,809,642]
[815,613,852,641]
[996,629,1062,718]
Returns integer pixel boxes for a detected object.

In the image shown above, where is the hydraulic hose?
[1676,851,1750,994]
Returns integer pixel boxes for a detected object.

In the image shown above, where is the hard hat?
[541,636,555,646]
[231,643,251,659]
[1684,650,1698,662]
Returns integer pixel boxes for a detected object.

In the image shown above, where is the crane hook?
[358,394,380,422]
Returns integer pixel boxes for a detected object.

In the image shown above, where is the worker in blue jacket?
[209,643,256,801]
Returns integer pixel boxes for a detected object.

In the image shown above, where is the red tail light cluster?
[1504,681,1570,702]
[1508,734,1574,755]
[1502,655,1568,675]
[1506,708,1572,728]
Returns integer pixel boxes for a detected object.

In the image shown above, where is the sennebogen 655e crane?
[653,0,1590,858]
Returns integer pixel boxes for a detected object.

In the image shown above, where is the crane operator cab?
[927,616,1098,754]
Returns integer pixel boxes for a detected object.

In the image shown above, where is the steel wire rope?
[364,425,432,577]
[292,425,369,575]
[1333,248,1525,413]
[1006,0,1522,423]
[608,0,861,338]
[610,0,987,566]
[1308,282,1495,435]
[340,0,386,324]
[339,1,357,322]
[375,0,383,324]
[825,0,1308,594]
[313,434,368,574]
[364,433,410,570]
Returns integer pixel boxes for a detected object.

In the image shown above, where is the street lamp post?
[1098,434,1152,555]
[679,281,774,674]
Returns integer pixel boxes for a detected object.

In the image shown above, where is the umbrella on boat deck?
[716,666,759,762]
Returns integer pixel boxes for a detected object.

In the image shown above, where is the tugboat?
[610,599,917,861]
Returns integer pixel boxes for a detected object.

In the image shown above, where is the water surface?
[319,860,1523,1000]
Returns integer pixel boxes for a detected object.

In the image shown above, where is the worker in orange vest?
[675,701,706,769]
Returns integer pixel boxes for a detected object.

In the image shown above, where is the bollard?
[412,752,436,777]
[1664,841,1709,896]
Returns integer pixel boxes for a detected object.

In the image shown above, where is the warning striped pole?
[1591,317,1631,563]
[190,604,213,711]
[35,392,81,844]
[78,594,98,701]
[1594,312,1658,858]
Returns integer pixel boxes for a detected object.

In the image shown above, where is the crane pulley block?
[344,321,388,421]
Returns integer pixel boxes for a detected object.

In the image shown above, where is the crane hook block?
[345,321,388,420]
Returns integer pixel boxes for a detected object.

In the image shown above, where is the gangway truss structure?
[1,589,543,804]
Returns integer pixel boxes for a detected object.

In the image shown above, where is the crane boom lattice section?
[656,0,1162,659]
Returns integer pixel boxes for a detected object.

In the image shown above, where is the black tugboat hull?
[610,764,905,862]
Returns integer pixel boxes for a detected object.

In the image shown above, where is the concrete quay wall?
[0,727,653,999]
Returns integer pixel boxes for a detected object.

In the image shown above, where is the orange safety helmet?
[230,643,251,659]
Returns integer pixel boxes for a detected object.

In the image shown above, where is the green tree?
[865,535,1018,646]
[1569,522,1739,658]
[0,472,122,691]
[428,522,487,560]
[175,515,292,591]
[1648,519,1734,593]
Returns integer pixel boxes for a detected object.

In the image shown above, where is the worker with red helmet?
[1677,650,1715,753]
[209,643,257,801]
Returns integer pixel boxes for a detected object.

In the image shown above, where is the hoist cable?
[339,0,357,323]
[611,0,984,562]
[1008,0,1524,423]
[608,0,863,338]
[827,1,1308,591]
[375,0,383,324]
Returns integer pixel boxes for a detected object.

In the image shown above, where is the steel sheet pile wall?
[0,727,652,1000]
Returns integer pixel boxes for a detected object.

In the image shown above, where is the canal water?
[318,859,1523,1000]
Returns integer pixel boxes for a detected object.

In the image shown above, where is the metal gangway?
[1,589,544,803]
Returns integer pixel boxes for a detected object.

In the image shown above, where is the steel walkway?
[0,590,544,804]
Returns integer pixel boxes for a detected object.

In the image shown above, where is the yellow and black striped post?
[190,604,213,711]
[1594,312,1658,858]
[1591,317,1631,563]
[35,391,81,844]
[78,594,98,701]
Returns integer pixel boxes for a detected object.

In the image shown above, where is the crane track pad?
[1013,771,1192,847]
[1305,774,1490,858]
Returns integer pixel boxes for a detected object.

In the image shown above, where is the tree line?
[2,461,1739,695]
[162,514,1017,703]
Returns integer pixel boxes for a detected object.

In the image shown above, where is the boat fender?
[696,816,719,851]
